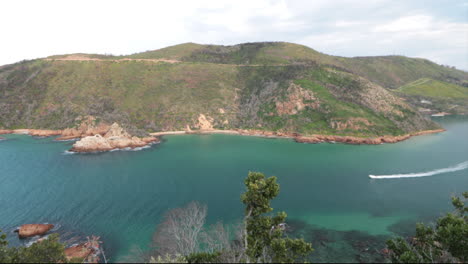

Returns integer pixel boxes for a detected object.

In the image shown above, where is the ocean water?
[0,116,467,262]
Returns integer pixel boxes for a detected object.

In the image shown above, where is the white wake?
[369,161,468,179]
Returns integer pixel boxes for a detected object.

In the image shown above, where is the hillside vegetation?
[2,42,466,136]
[397,78,468,99]
[395,78,468,115]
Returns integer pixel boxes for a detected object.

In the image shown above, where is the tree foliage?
[144,171,313,263]
[0,232,67,263]
[186,252,222,263]
[241,172,313,263]
[386,192,468,263]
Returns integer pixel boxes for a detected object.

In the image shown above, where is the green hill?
[2,42,466,136]
[394,78,468,115]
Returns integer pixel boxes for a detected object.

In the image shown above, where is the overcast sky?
[1,0,467,70]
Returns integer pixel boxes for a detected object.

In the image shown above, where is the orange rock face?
[0,129,13,135]
[26,129,62,137]
[55,116,110,140]
[16,224,54,238]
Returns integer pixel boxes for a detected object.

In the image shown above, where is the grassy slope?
[4,41,463,135]
[340,56,468,89]
[46,42,468,90]
[394,78,468,115]
[121,42,468,88]
[397,78,468,99]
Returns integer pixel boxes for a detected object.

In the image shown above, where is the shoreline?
[150,128,446,145]
[1,128,446,146]
[0,128,159,153]
[1,127,446,147]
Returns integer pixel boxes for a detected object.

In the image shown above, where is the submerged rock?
[15,224,54,238]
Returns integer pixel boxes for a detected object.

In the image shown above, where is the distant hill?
[1,42,466,136]
[395,78,468,115]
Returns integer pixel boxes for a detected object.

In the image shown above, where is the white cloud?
[298,13,468,70]
[373,15,433,32]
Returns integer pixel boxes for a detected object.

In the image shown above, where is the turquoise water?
[1,116,467,262]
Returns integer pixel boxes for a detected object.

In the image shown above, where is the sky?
[1,0,467,70]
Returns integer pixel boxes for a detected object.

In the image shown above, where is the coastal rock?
[25,129,62,137]
[70,123,159,152]
[294,129,445,145]
[64,235,102,263]
[0,129,61,137]
[56,116,110,140]
[15,224,54,238]
[0,129,13,135]
[65,244,94,262]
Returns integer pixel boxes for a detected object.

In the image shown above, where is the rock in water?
[70,122,159,152]
[16,224,54,238]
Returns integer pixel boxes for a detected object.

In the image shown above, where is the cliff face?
[1,42,464,137]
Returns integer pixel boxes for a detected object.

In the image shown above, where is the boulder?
[64,244,94,262]
[15,224,54,238]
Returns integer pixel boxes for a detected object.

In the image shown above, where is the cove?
[1,116,467,262]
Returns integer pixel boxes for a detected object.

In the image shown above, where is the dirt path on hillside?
[43,55,304,67]
[44,55,180,63]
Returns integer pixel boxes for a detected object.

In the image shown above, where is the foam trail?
[369,161,468,179]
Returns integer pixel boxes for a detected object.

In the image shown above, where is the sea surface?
[1,116,467,262]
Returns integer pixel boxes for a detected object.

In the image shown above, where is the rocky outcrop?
[70,123,159,152]
[65,244,94,262]
[15,224,54,238]
[55,116,110,140]
[64,236,102,263]
[0,117,158,152]
[197,114,214,130]
[275,83,319,115]
[294,129,445,144]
